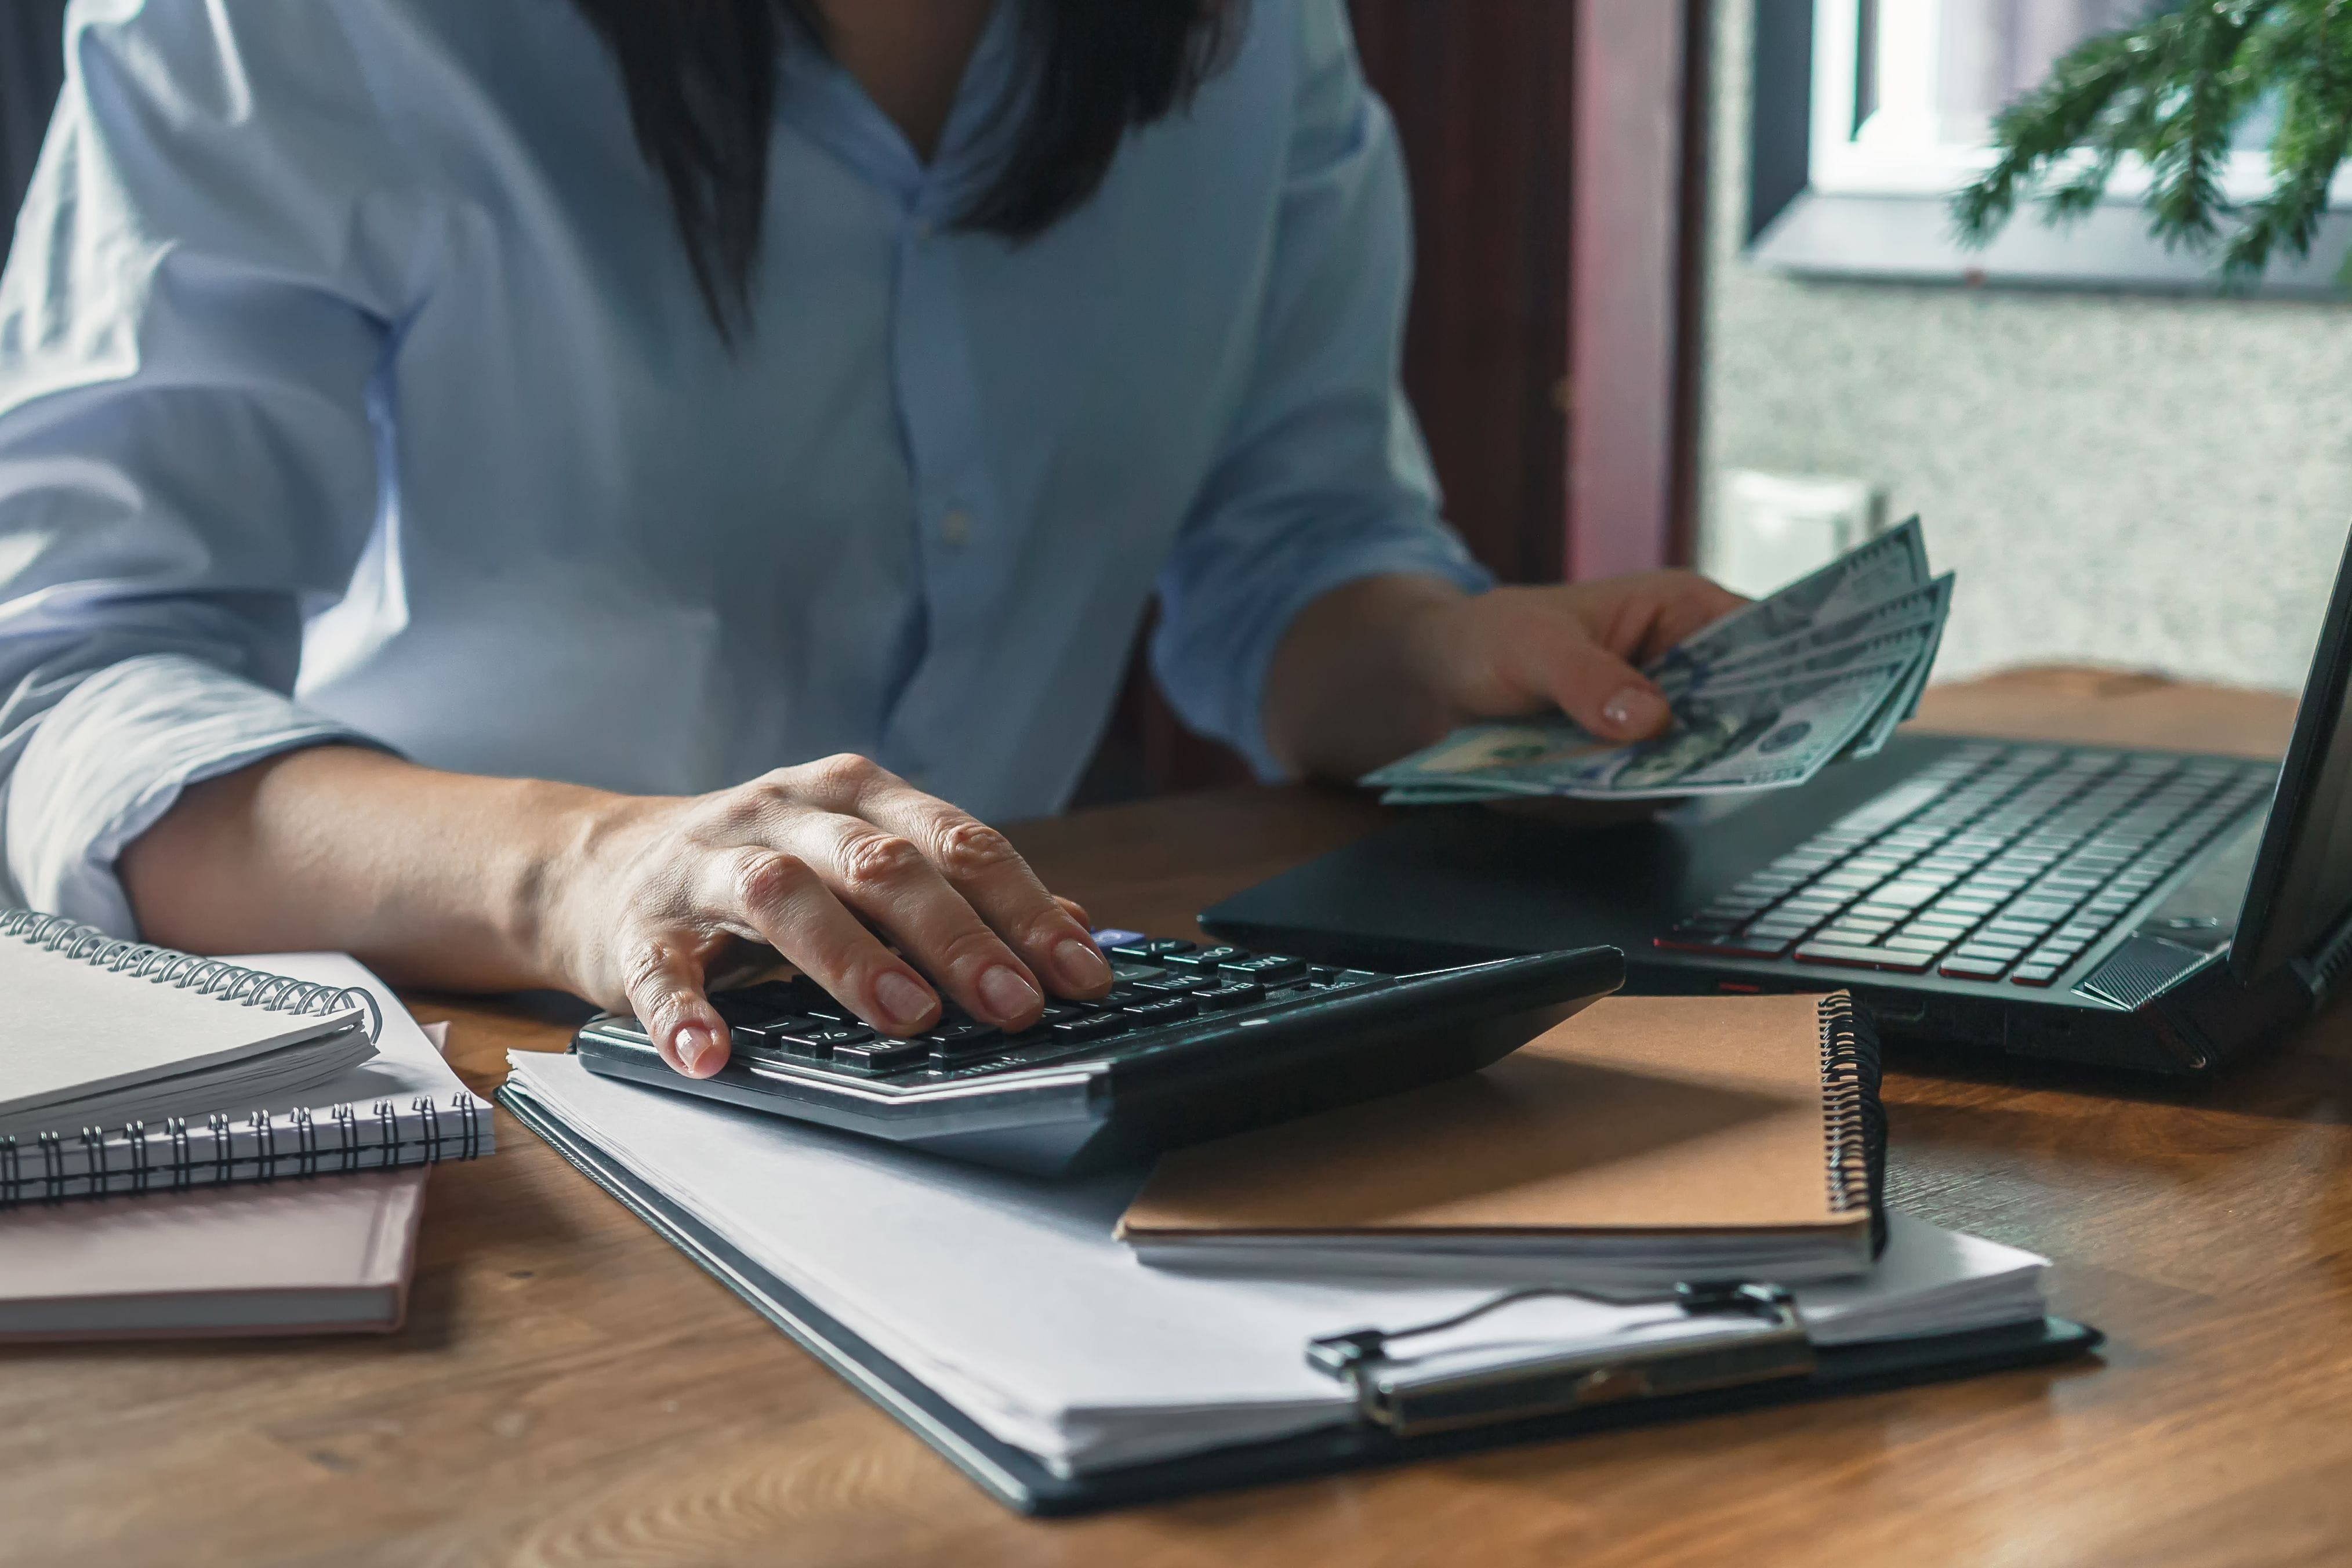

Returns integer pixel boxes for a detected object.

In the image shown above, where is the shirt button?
[939,509,972,547]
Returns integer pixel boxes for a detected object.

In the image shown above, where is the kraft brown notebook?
[1117,992,1886,1289]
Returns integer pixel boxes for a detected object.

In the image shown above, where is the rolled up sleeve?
[1149,0,1490,779]
[0,2,409,930]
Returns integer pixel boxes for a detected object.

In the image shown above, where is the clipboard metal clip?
[1306,1280,1818,1438]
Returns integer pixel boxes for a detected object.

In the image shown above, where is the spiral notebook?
[1,911,380,1139]
[1117,992,1886,1289]
[0,936,492,1203]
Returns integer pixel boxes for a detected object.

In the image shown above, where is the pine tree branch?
[2139,3,2267,251]
[1948,0,2352,288]
[1952,33,2142,241]
[2227,0,2352,277]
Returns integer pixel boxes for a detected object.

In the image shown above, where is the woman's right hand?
[536,753,1115,1079]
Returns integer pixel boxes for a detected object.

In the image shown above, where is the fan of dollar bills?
[1364,518,1951,805]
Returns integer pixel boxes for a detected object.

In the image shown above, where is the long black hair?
[571,0,1242,339]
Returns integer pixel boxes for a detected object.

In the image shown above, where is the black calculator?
[572,933,1623,1175]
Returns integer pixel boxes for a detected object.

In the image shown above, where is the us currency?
[1658,573,1952,699]
[1369,660,1912,803]
[1838,594,1952,761]
[1687,619,1937,706]
[1689,575,1952,763]
[1645,517,1928,690]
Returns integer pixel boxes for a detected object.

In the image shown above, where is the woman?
[0,0,1738,1079]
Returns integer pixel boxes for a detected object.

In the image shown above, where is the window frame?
[1745,0,2352,296]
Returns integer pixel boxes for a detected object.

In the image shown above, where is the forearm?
[1262,573,1467,782]
[117,745,608,992]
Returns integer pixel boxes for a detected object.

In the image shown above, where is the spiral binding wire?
[1817,991,1889,1255]
[0,1094,486,1204]
[0,909,382,1041]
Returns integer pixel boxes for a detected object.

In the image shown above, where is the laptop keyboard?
[1656,744,2276,986]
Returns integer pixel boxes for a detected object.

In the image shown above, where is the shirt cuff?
[5,653,382,936]
[1228,537,1493,781]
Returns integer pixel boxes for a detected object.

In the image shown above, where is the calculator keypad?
[695,937,1385,1084]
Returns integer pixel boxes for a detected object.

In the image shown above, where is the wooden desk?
[8,667,2349,1567]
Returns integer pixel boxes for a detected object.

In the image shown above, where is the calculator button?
[731,1015,821,1045]
[710,984,804,1025]
[1196,981,1265,1010]
[1108,937,1196,959]
[1135,973,1217,994]
[921,1022,1003,1059]
[1219,954,1307,982]
[727,1028,795,1059]
[771,1023,875,1058]
[1162,945,1248,970]
[1120,995,1197,1023]
[829,1039,931,1072]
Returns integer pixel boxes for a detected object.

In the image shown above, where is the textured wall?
[1701,0,2352,694]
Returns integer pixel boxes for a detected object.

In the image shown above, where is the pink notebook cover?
[0,1023,445,1341]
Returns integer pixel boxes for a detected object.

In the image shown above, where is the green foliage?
[1951,0,2352,286]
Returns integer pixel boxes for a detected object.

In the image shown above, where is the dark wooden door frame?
[1567,0,1711,583]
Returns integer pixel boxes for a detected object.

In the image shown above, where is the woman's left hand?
[1263,569,1750,784]
[1404,571,1750,742]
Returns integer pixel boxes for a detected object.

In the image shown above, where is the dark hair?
[572,0,1241,340]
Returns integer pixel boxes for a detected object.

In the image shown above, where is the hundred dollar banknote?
[1657,573,1952,698]
[1645,517,1928,690]
[1367,660,1912,803]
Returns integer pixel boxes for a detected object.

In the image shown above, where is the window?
[1747,0,2352,294]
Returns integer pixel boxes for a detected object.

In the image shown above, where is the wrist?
[1391,582,1476,713]
[509,778,640,995]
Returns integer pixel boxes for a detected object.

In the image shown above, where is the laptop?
[1202,531,2352,1075]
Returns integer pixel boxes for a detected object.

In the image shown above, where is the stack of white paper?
[503,1051,2048,1475]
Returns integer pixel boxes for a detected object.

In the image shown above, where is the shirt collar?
[775,0,1028,222]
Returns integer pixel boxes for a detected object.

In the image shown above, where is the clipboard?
[503,1085,2100,1517]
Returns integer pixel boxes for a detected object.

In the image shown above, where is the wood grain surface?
[7,667,2349,1568]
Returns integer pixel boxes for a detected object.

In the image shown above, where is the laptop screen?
[2234,526,2352,982]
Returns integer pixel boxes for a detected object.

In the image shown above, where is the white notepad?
[1,921,375,1138]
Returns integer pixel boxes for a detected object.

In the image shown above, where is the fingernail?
[977,964,1042,1023]
[874,970,936,1030]
[1601,685,1668,736]
[1052,937,1112,992]
[674,1023,717,1076]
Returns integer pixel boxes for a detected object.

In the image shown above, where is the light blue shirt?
[0,0,1484,935]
